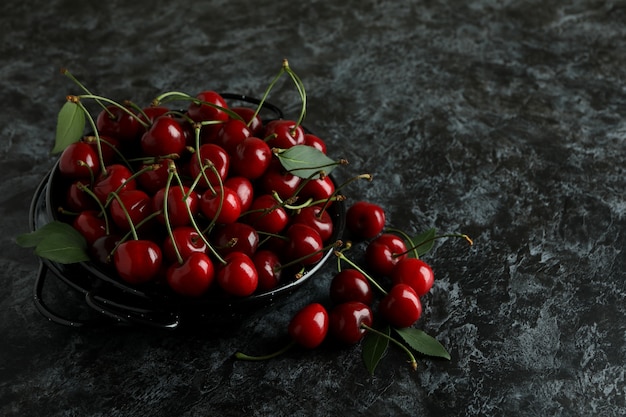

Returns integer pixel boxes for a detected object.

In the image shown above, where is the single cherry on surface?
[346,201,386,239]
[378,283,422,328]
[329,301,373,345]
[329,269,373,306]
[288,303,329,349]
[390,257,435,297]
[365,233,408,277]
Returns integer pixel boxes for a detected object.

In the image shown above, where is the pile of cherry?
[34,62,471,373]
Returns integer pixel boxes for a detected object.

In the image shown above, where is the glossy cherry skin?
[263,119,305,149]
[299,175,335,205]
[188,143,230,188]
[139,105,170,125]
[288,303,329,349]
[187,91,229,141]
[58,142,100,180]
[152,185,199,228]
[224,176,254,212]
[231,106,263,135]
[252,250,282,291]
[96,105,142,142]
[82,134,119,165]
[162,226,208,263]
[212,222,259,257]
[329,301,373,345]
[285,223,324,265]
[329,269,373,306]
[291,205,334,243]
[260,160,301,200]
[378,283,422,328]
[166,252,214,297]
[136,159,171,195]
[365,233,408,277]
[113,239,163,285]
[390,258,435,297]
[140,116,187,157]
[93,164,136,204]
[108,189,152,232]
[200,187,242,225]
[244,194,289,235]
[303,133,327,154]
[214,118,251,154]
[72,210,107,246]
[231,137,272,180]
[89,234,121,266]
[346,201,386,239]
[216,252,258,297]
[65,180,97,212]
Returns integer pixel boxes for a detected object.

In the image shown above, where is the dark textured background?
[1,1,625,416]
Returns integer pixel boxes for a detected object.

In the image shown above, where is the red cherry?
[136,159,171,195]
[214,118,251,154]
[139,106,170,125]
[390,258,435,297]
[65,180,97,212]
[152,185,199,228]
[231,137,272,180]
[303,133,327,154]
[263,119,305,149]
[299,175,335,204]
[93,164,136,204]
[162,226,207,263]
[224,176,254,212]
[212,222,259,257]
[378,284,422,328]
[365,233,408,276]
[187,91,229,141]
[291,205,334,243]
[140,116,187,157]
[108,189,151,232]
[329,301,373,344]
[113,239,162,285]
[96,105,142,142]
[89,234,121,266]
[329,269,373,306]
[166,252,214,297]
[252,250,282,291]
[58,142,100,179]
[231,106,263,135]
[216,252,258,297]
[244,194,289,235]
[288,303,329,349]
[260,160,301,200]
[200,187,242,224]
[285,223,324,265]
[346,201,386,239]
[82,134,119,165]
[188,143,230,188]
[72,210,107,246]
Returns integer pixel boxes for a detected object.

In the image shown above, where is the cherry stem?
[103,164,158,209]
[394,232,474,258]
[247,64,288,128]
[361,324,418,371]
[74,100,108,176]
[277,240,343,273]
[76,182,110,234]
[234,339,296,361]
[318,173,371,216]
[282,60,307,131]
[386,227,420,259]
[107,210,162,260]
[163,167,183,265]
[108,191,138,241]
[62,69,114,119]
[333,250,387,296]
[76,94,150,129]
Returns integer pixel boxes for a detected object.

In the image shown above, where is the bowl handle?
[33,261,98,327]
[84,289,181,330]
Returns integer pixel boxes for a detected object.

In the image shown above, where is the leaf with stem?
[52,100,86,154]
[394,327,451,360]
[362,325,390,375]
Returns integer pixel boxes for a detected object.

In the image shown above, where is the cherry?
[200,186,242,224]
[113,239,163,285]
[288,303,329,349]
[299,175,335,204]
[166,252,214,297]
[188,143,230,188]
[139,105,170,125]
[152,184,199,227]
[329,301,373,345]
[89,234,121,266]
[244,194,289,235]
[96,105,142,142]
[365,233,408,276]
[252,250,282,291]
[65,180,97,212]
[72,210,107,246]
[260,160,301,200]
[303,133,327,154]
[214,118,251,154]
[329,269,373,306]
[216,251,258,297]
[230,137,272,180]
[390,258,435,297]
[140,115,186,157]
[263,119,305,149]
[212,222,259,257]
[162,226,207,263]
[58,142,100,179]
[231,106,263,135]
[224,176,254,212]
[93,164,136,204]
[82,134,120,165]
[187,91,229,141]
[378,283,422,328]
[136,160,171,195]
[108,189,151,232]
[285,223,324,265]
[291,205,334,242]
[346,201,386,239]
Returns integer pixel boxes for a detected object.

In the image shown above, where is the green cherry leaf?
[394,327,451,360]
[52,100,85,154]
[275,145,337,179]
[408,228,436,258]
[362,325,390,375]
[16,221,90,264]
